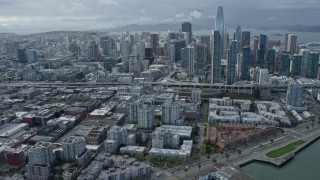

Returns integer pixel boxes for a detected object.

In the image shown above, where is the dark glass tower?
[227,40,237,85]
[306,52,320,79]
[265,49,276,74]
[280,54,290,76]
[241,47,251,80]
[212,31,222,83]
[241,31,251,49]
[182,22,192,44]
[257,34,268,68]
[234,25,242,53]
[291,54,302,77]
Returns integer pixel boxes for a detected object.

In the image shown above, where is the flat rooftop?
[158,125,192,138]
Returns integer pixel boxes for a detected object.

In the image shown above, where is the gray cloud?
[0,0,319,33]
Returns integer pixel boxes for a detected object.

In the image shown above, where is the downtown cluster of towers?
[176,6,319,85]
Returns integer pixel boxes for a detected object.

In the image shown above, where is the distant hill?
[0,33,18,36]
[257,25,320,32]
[105,23,213,32]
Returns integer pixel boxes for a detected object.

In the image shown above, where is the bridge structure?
[1,81,320,93]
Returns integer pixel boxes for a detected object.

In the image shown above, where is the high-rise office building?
[251,37,259,66]
[137,42,146,61]
[128,54,141,75]
[265,49,276,74]
[259,69,270,85]
[300,49,310,77]
[26,49,37,63]
[286,82,303,108]
[257,34,268,68]
[128,100,141,123]
[181,47,188,68]
[182,22,192,45]
[286,34,298,55]
[223,27,229,59]
[137,104,154,129]
[186,46,195,77]
[88,41,100,60]
[105,125,128,153]
[280,54,290,76]
[290,54,302,77]
[241,47,251,80]
[234,25,242,53]
[237,53,242,80]
[212,31,222,83]
[62,136,86,161]
[152,127,180,149]
[162,101,183,125]
[306,52,320,79]
[15,48,27,63]
[173,40,186,62]
[192,89,202,103]
[100,36,115,57]
[66,35,72,45]
[227,40,237,85]
[200,35,211,64]
[241,31,251,49]
[150,33,159,55]
[285,33,289,52]
[168,45,175,63]
[195,44,207,79]
[26,142,55,180]
[28,142,55,166]
[121,39,130,57]
[167,32,177,42]
[215,6,225,59]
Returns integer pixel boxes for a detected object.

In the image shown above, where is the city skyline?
[1,1,320,180]
[1,0,320,33]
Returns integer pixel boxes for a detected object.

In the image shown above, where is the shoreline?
[238,134,320,168]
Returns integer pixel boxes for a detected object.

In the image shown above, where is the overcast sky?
[0,0,319,33]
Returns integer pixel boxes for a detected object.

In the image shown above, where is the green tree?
[198,163,201,172]
[207,154,210,161]
[225,153,229,162]
[184,167,188,176]
[212,158,217,164]
[306,126,310,130]
[237,149,242,156]
[270,139,274,144]
[155,119,161,127]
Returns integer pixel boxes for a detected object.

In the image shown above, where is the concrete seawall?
[237,133,320,167]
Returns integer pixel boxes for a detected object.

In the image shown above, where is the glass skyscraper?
[306,52,320,79]
[257,34,267,68]
[234,25,242,53]
[215,6,224,59]
[300,49,310,77]
[212,31,222,83]
[185,46,195,78]
[280,54,290,76]
[227,40,237,85]
[182,22,192,45]
[241,31,251,49]
[241,47,250,81]
[195,44,207,79]
[265,49,276,74]
[291,54,302,77]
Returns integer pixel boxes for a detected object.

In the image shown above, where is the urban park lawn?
[265,140,305,158]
